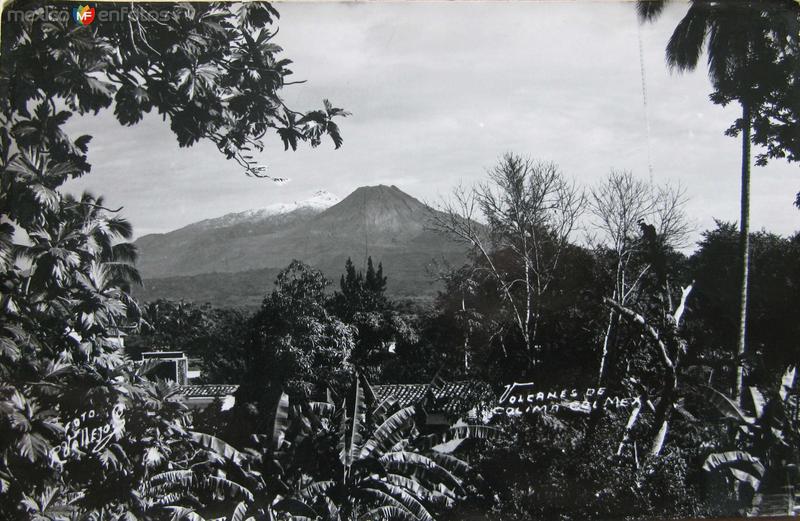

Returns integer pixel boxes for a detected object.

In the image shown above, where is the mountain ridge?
[179,189,340,233]
[133,185,467,305]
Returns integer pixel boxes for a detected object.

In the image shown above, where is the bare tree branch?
[430,153,584,362]
[604,297,673,370]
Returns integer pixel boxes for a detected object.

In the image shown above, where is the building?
[136,351,239,410]
[373,380,494,428]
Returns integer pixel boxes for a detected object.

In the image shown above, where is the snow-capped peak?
[304,190,340,209]
[188,190,340,231]
[258,190,340,215]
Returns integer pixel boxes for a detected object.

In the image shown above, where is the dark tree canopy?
[334,256,388,320]
[688,222,800,377]
[249,260,354,393]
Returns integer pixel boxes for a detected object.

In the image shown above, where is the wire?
[638,20,655,183]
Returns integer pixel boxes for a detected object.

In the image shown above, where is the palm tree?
[637,0,797,406]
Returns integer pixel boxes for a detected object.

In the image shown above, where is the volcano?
[133,185,468,307]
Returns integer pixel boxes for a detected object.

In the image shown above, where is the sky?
[63,1,799,246]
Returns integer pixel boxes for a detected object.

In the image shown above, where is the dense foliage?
[3,1,799,520]
[638,0,800,412]
[127,218,800,519]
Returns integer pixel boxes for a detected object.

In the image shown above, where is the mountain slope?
[182,189,339,232]
[134,185,468,305]
[135,190,340,278]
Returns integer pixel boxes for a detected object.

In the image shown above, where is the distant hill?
[133,185,468,306]
[134,268,282,309]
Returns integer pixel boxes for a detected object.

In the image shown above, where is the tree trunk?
[617,397,643,459]
[462,295,471,371]
[588,308,619,441]
[650,370,677,457]
[735,102,752,408]
[598,308,621,386]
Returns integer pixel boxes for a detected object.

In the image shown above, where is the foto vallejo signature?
[53,403,126,460]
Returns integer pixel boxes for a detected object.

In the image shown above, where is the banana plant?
[269,372,500,521]
[699,366,798,497]
[143,390,324,521]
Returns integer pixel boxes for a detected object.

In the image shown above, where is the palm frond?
[383,473,453,508]
[272,497,319,518]
[110,242,138,264]
[0,222,14,271]
[340,377,365,469]
[703,451,765,491]
[228,501,249,521]
[425,451,472,478]
[164,506,207,521]
[190,431,246,465]
[106,216,134,240]
[666,3,710,72]
[103,261,143,286]
[698,385,755,424]
[358,505,418,521]
[416,424,502,451]
[298,480,335,501]
[361,406,416,459]
[380,451,464,494]
[636,0,669,23]
[749,387,766,419]
[358,486,426,521]
[361,481,434,521]
[204,475,254,502]
[308,401,336,419]
[780,366,796,401]
[272,391,290,450]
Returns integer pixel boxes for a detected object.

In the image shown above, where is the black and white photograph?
[1,0,799,519]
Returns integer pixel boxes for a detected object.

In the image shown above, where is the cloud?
[63,2,799,244]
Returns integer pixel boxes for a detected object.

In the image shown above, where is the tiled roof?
[179,384,239,398]
[373,381,493,415]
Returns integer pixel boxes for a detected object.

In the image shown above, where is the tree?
[333,257,389,321]
[637,0,800,407]
[687,222,800,386]
[589,170,690,386]
[127,299,213,353]
[232,261,355,439]
[278,374,499,521]
[0,194,208,519]
[606,283,694,457]
[698,366,799,513]
[603,219,695,457]
[475,413,711,521]
[428,240,602,386]
[1,1,348,188]
[432,153,585,367]
[252,260,354,391]
[162,373,499,521]
[329,257,418,380]
[0,2,347,516]
[432,264,482,373]
[126,299,252,383]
